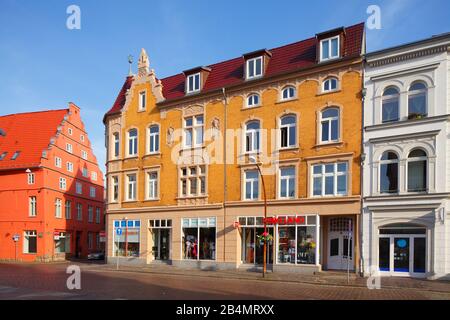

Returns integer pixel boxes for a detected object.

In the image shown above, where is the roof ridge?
[0,108,68,119]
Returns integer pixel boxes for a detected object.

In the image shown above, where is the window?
[59,177,67,190]
[91,171,97,181]
[96,207,101,224]
[277,215,318,265]
[279,167,296,199]
[65,200,72,219]
[408,82,427,118]
[320,36,340,61]
[66,143,73,153]
[312,162,348,197]
[55,198,62,218]
[55,157,62,168]
[29,197,37,217]
[246,94,260,108]
[246,56,263,80]
[280,115,296,148]
[149,125,160,153]
[281,86,296,100]
[76,182,82,195]
[147,171,158,200]
[55,232,71,254]
[320,108,339,143]
[80,134,85,142]
[67,162,73,172]
[88,232,93,250]
[128,129,138,156]
[180,165,206,197]
[90,186,96,198]
[139,91,146,110]
[82,168,89,177]
[88,206,93,223]
[244,170,259,200]
[112,176,119,202]
[27,173,35,185]
[245,120,260,153]
[182,217,216,260]
[76,203,83,221]
[11,151,20,160]
[127,174,137,200]
[81,150,88,160]
[382,87,400,123]
[407,149,427,192]
[187,73,201,94]
[23,231,37,254]
[323,77,338,92]
[380,152,399,193]
[113,133,120,158]
[68,128,73,135]
[184,115,204,148]
[113,220,141,257]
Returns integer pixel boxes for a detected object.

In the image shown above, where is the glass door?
[393,237,410,272]
[152,228,171,260]
[255,227,273,265]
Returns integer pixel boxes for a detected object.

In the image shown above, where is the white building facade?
[362,34,450,279]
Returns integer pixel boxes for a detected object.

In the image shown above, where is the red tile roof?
[105,22,364,117]
[0,109,68,170]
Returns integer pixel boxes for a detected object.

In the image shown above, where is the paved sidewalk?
[88,263,450,293]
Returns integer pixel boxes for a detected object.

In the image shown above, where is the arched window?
[407,149,427,192]
[380,151,399,193]
[128,129,138,156]
[148,125,160,153]
[408,82,427,118]
[323,77,338,92]
[281,86,296,100]
[280,115,296,148]
[247,94,260,107]
[113,133,120,158]
[245,120,260,153]
[320,108,339,143]
[382,87,400,123]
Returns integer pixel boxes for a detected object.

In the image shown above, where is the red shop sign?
[263,216,305,225]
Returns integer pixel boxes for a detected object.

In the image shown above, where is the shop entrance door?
[152,228,171,261]
[242,227,273,265]
[327,218,354,270]
[378,226,426,277]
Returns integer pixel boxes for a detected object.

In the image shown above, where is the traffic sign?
[12,234,20,242]
[116,228,122,236]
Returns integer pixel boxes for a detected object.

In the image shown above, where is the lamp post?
[249,156,268,278]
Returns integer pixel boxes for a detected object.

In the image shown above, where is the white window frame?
[127,129,138,157]
[68,128,73,136]
[246,93,260,108]
[29,196,37,217]
[279,166,296,199]
[126,173,137,201]
[407,149,428,193]
[76,182,83,195]
[27,173,35,185]
[65,200,71,219]
[379,152,400,194]
[139,91,147,111]
[82,167,89,178]
[179,165,206,198]
[323,77,339,92]
[382,87,400,123]
[55,198,62,218]
[245,121,260,154]
[91,171,97,181]
[186,73,201,94]
[81,150,88,160]
[320,108,340,143]
[113,132,120,158]
[88,206,94,223]
[90,186,96,198]
[246,56,263,80]
[279,115,297,149]
[311,162,348,197]
[67,162,74,173]
[281,86,296,101]
[183,115,204,148]
[320,36,340,62]
[96,207,101,224]
[148,125,160,154]
[111,175,119,202]
[23,231,37,254]
[66,143,73,154]
[80,134,85,142]
[147,170,159,200]
[55,156,62,168]
[244,169,259,201]
[59,177,67,190]
[408,82,428,117]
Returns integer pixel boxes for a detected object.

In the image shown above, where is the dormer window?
[246,56,263,80]
[320,36,340,61]
[187,73,201,94]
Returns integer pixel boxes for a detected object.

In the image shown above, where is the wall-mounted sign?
[263,216,306,225]
[12,234,20,242]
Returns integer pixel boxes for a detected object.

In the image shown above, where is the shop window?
[113,220,141,257]
[23,230,37,254]
[55,232,71,254]
[182,218,216,260]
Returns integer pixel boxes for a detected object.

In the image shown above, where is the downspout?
[222,88,228,265]
[359,60,366,277]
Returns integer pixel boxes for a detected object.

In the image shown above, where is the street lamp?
[249,156,268,278]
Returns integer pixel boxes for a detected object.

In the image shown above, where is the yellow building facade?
[104,23,365,273]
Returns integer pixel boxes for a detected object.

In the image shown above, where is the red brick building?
[0,103,105,262]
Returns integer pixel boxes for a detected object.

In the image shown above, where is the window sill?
[242,105,262,110]
[144,198,160,202]
[277,146,300,152]
[310,194,348,199]
[317,89,341,96]
[275,98,299,105]
[123,200,138,203]
[314,141,343,148]
[124,156,139,160]
[137,109,146,113]
[176,195,208,200]
[245,75,264,82]
[143,152,161,158]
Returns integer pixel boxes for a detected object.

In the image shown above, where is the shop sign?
[263,216,305,225]
[53,231,61,240]
[12,234,20,242]
[100,231,106,242]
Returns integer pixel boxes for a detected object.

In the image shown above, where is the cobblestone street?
[0,262,449,300]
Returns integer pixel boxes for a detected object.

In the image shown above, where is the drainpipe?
[359,63,367,277]
[222,88,228,265]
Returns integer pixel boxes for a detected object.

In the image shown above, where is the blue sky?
[0,0,449,173]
